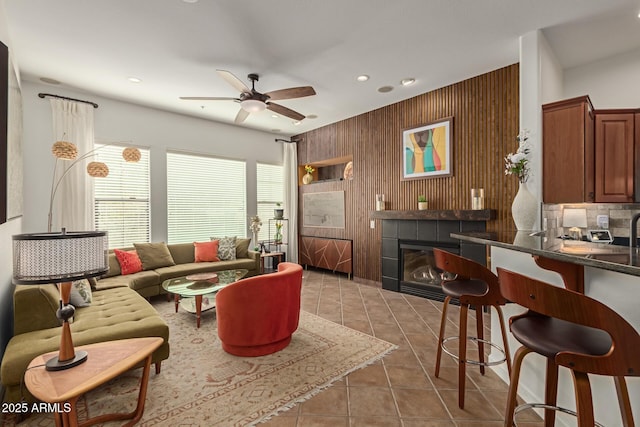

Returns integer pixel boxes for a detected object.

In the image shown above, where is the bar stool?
[497,268,640,427]
[433,249,512,409]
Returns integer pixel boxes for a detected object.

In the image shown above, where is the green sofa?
[1,284,170,403]
[96,239,261,298]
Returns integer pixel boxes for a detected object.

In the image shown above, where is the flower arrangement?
[249,215,262,234]
[504,129,531,183]
[304,165,315,174]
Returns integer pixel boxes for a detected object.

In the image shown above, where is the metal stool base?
[513,403,605,427]
[441,336,507,367]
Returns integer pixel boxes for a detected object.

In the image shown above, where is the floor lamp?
[12,230,108,371]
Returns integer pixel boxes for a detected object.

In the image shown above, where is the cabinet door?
[595,113,634,203]
[299,236,314,266]
[542,96,594,203]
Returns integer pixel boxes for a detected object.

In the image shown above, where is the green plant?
[417,195,427,203]
[275,202,282,207]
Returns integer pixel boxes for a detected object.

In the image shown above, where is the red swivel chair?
[216,262,303,357]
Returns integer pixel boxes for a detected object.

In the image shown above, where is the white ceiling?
[5,0,640,136]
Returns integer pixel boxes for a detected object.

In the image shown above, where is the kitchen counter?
[451,230,640,278]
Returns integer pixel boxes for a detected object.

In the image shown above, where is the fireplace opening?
[399,241,459,302]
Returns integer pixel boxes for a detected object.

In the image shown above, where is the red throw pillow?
[114,249,143,275]
[194,240,220,262]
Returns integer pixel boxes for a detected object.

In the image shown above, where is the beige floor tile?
[297,415,350,426]
[347,363,388,387]
[300,386,348,416]
[385,365,432,389]
[348,387,398,417]
[393,388,450,418]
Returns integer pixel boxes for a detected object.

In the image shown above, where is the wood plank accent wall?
[295,64,520,282]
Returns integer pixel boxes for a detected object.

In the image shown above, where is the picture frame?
[402,116,453,180]
[302,191,345,228]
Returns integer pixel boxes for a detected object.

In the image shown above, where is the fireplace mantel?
[370,209,495,221]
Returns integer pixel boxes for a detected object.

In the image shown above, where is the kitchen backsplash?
[543,203,640,239]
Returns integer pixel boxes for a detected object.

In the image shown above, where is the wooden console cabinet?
[299,236,352,278]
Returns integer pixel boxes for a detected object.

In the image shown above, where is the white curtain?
[283,143,298,263]
[50,99,95,232]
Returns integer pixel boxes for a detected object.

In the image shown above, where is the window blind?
[256,162,284,242]
[93,144,150,248]
[167,152,246,244]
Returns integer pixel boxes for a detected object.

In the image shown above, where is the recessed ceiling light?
[128,77,142,83]
[182,0,199,3]
[271,114,279,118]
[40,77,60,85]
[306,114,318,119]
[400,78,415,86]
[356,75,370,82]
[378,86,394,93]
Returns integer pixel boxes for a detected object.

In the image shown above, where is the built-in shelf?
[370,209,496,221]
[299,155,353,186]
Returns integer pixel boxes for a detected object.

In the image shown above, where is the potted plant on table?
[274,202,284,219]
[418,195,428,210]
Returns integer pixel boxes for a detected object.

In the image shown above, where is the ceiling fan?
[180,70,316,124]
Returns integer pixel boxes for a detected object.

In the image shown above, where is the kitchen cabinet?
[542,96,595,203]
[594,110,636,203]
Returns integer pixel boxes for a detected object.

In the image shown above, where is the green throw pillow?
[236,238,251,258]
[133,242,176,270]
[212,236,237,260]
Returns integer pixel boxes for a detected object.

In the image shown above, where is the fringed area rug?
[13,300,396,426]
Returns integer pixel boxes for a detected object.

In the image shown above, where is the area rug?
[13,300,396,426]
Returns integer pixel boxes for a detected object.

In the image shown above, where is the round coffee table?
[162,269,248,328]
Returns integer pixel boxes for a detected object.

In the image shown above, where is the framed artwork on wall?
[302,191,345,228]
[402,116,453,180]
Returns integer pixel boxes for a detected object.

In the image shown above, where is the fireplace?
[376,210,490,302]
[400,241,458,301]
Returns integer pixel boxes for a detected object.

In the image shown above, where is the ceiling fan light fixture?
[241,99,266,113]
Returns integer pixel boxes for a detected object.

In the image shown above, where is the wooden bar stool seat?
[433,249,512,409]
[497,267,640,427]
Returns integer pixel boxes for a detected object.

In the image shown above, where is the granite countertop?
[451,231,640,277]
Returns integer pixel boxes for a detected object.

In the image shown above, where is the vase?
[302,172,313,184]
[418,201,428,210]
[511,183,537,231]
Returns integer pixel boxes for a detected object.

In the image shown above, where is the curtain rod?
[38,92,99,108]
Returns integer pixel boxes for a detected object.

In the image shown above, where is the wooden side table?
[24,337,163,427]
[260,251,284,274]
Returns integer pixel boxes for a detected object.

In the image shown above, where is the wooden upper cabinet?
[594,111,635,203]
[542,96,595,203]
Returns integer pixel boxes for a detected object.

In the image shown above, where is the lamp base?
[45,350,88,371]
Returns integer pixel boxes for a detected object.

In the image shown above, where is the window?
[256,162,284,242]
[94,145,150,248]
[167,152,246,243]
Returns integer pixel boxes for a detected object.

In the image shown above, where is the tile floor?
[262,269,543,427]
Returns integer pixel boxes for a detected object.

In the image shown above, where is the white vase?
[511,183,537,231]
[302,173,313,184]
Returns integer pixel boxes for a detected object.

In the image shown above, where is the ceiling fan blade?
[265,86,316,101]
[179,96,239,101]
[234,108,250,124]
[267,102,305,121]
[217,69,250,93]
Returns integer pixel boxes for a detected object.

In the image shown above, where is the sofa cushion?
[134,242,176,270]
[114,249,143,275]
[236,238,251,259]
[194,240,220,262]
[213,236,236,260]
[13,284,60,335]
[168,243,195,265]
[103,252,122,278]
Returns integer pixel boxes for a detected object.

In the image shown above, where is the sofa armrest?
[13,285,60,335]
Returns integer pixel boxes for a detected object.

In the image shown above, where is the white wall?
[21,81,283,242]
[564,47,640,108]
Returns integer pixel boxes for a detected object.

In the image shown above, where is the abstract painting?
[402,117,453,180]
